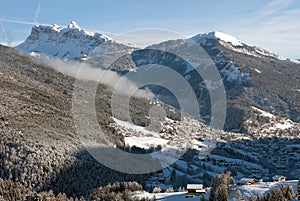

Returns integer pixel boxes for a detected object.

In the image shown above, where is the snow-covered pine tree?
[280,184,294,200]
[267,187,284,201]
[297,178,300,199]
[249,195,257,201]
[236,189,243,200]
[256,194,265,201]
[215,185,228,201]
[209,172,233,201]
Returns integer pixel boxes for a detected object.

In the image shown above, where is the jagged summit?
[16,21,111,60]
[16,21,297,64]
[68,20,81,29]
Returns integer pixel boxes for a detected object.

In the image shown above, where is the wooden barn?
[237,178,257,185]
[186,184,206,194]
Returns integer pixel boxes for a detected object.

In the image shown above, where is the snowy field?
[230,180,298,200]
[133,180,298,201]
[133,191,205,201]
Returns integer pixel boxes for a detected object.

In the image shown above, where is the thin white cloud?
[0,22,9,42]
[0,18,50,26]
[33,56,153,99]
[233,0,300,59]
[235,14,300,59]
[255,0,294,18]
[0,40,23,47]
[0,22,13,46]
[261,9,300,32]
[114,28,185,47]
[34,0,43,23]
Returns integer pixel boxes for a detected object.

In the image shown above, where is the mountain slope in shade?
[130,36,300,132]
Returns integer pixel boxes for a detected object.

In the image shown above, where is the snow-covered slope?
[133,180,298,201]
[191,31,243,46]
[231,180,298,200]
[16,21,111,61]
[190,31,292,62]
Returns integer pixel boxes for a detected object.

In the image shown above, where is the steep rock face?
[16,21,110,61]
[17,22,138,70]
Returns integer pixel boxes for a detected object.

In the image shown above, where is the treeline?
[234,184,296,201]
[207,172,300,201]
[0,134,146,198]
[0,178,152,201]
[209,172,235,201]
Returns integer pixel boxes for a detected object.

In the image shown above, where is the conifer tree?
[236,189,243,200]
[297,178,300,199]
[209,172,233,201]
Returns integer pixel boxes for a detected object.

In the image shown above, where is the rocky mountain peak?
[68,20,81,29]
[16,22,111,60]
[191,31,244,47]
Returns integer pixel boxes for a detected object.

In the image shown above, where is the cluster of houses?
[185,175,286,197]
[236,175,286,186]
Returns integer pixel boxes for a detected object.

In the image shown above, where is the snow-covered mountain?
[17,21,111,61]
[17,22,296,64]
[15,22,300,132]
[130,34,299,128]
[17,21,138,70]
[191,31,289,61]
[191,31,244,47]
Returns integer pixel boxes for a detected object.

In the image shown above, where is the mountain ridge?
[14,21,300,133]
[16,21,111,61]
[16,21,299,63]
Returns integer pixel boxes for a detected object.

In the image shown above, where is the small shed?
[272,175,286,182]
[186,184,205,194]
[237,178,257,185]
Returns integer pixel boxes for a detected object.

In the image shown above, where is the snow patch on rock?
[251,106,274,118]
[191,31,243,46]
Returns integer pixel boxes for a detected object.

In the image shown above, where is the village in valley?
[110,106,300,200]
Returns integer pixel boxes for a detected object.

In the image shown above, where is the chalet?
[272,175,286,182]
[237,178,257,185]
[186,184,206,195]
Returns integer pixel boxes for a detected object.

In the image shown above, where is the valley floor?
[133,180,298,201]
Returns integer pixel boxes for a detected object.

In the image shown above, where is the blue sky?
[0,0,300,59]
